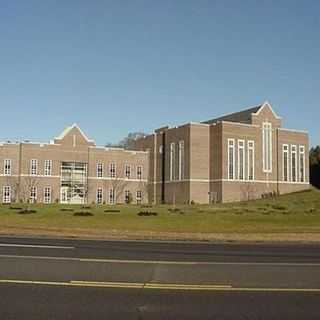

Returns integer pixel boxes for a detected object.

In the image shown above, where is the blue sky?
[0,1,319,146]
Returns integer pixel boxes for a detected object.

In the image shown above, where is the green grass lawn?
[0,188,320,239]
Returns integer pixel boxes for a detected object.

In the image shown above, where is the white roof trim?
[55,123,95,143]
[279,128,309,134]
[252,101,282,119]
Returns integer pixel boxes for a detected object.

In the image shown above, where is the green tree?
[310,146,320,188]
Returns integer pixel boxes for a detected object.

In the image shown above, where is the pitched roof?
[202,104,262,125]
[55,123,95,143]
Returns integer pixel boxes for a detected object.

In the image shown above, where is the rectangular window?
[238,140,245,180]
[137,166,142,180]
[178,140,185,180]
[44,187,51,204]
[97,163,103,178]
[30,159,38,176]
[228,139,235,180]
[291,145,297,182]
[109,163,116,178]
[125,165,131,179]
[109,188,115,204]
[170,142,175,181]
[125,190,130,203]
[247,141,255,181]
[299,145,305,183]
[96,188,103,204]
[2,186,11,203]
[30,186,37,203]
[136,190,142,204]
[282,144,289,182]
[4,159,11,176]
[262,122,272,172]
[44,160,52,176]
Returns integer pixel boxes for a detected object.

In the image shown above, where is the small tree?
[19,176,39,211]
[110,166,130,204]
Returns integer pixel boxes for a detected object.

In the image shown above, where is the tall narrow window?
[2,186,11,203]
[30,159,38,176]
[299,146,305,183]
[4,159,11,176]
[97,163,103,178]
[96,188,103,204]
[44,187,51,204]
[262,122,272,172]
[109,188,115,204]
[30,186,37,203]
[109,163,116,178]
[170,142,175,181]
[178,140,185,180]
[282,144,289,182]
[137,166,142,180]
[228,139,235,180]
[125,190,131,203]
[125,165,131,179]
[44,160,52,176]
[238,140,245,180]
[291,145,297,182]
[136,190,142,204]
[247,141,255,181]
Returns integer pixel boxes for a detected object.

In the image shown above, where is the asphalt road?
[0,236,319,319]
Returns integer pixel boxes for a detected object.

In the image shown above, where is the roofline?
[252,101,282,120]
[54,123,95,143]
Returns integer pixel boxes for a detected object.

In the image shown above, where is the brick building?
[135,101,309,203]
[0,124,149,204]
[0,102,309,204]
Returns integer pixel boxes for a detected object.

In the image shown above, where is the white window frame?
[4,159,11,176]
[44,160,52,176]
[109,188,115,204]
[170,142,175,181]
[109,163,116,178]
[238,140,245,181]
[262,122,272,173]
[2,186,11,203]
[137,165,142,180]
[125,165,131,179]
[282,144,289,182]
[97,163,103,178]
[136,190,142,204]
[124,190,130,203]
[30,186,37,203]
[291,145,297,183]
[178,140,184,181]
[299,145,305,183]
[247,140,255,181]
[96,188,103,204]
[30,159,38,176]
[43,187,51,204]
[227,139,235,180]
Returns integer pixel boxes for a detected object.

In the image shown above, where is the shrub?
[9,206,23,210]
[190,200,195,205]
[60,208,74,212]
[104,209,120,213]
[81,206,91,210]
[138,211,158,216]
[168,208,180,213]
[271,204,287,211]
[18,209,37,214]
[73,211,93,216]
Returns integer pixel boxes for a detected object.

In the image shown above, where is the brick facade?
[135,102,310,203]
[0,102,310,204]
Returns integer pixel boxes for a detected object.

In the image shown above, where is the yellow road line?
[0,279,320,292]
[1,254,320,266]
